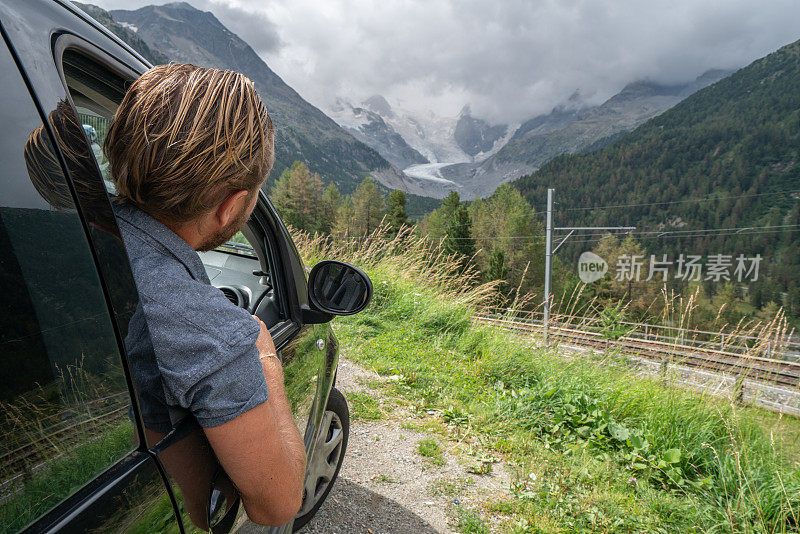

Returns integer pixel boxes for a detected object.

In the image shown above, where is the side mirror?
[307,260,372,316]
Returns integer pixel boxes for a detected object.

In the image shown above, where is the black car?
[0,1,371,532]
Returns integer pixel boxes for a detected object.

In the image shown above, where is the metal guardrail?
[475,306,800,362]
[473,307,800,415]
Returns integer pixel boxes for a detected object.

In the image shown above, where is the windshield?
[216,231,257,258]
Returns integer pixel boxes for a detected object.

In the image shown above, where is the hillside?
[73,2,169,65]
[514,39,800,303]
[440,70,732,199]
[77,2,406,195]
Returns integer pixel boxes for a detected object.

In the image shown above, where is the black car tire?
[293,387,349,531]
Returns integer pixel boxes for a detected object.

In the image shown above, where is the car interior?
[198,230,282,329]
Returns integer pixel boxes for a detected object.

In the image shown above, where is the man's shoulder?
[142,279,259,347]
[112,201,258,346]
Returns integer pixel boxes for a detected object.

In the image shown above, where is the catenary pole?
[543,188,554,344]
[541,188,634,347]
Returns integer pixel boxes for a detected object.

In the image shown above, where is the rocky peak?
[363,95,394,118]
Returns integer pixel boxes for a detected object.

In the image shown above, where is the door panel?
[32,453,176,534]
[0,2,183,532]
[0,22,156,533]
[281,324,338,445]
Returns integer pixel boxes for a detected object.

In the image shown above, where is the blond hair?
[105,63,274,222]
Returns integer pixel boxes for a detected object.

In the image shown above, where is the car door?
[2,2,344,532]
[0,8,179,534]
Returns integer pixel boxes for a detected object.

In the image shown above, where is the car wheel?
[293,387,349,531]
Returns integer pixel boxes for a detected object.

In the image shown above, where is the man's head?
[105,63,274,250]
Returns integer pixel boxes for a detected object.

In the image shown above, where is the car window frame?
[54,37,304,342]
[245,191,302,347]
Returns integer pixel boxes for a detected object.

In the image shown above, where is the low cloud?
[90,0,800,124]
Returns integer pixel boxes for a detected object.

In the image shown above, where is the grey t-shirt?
[114,202,268,431]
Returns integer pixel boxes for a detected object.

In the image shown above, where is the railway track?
[474,313,800,391]
[0,399,130,495]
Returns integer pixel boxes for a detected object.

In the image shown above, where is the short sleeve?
[140,292,269,427]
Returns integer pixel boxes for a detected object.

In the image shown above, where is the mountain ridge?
[75,1,406,194]
[329,70,732,200]
[444,68,733,199]
[512,38,800,299]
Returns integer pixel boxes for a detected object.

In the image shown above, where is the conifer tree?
[319,183,341,234]
[421,191,475,266]
[352,176,385,235]
[333,196,356,237]
[470,183,543,296]
[270,161,323,232]
[445,202,475,265]
[387,189,409,232]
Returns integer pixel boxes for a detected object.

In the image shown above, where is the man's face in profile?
[197,188,260,252]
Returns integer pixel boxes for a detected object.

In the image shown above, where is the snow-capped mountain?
[332,68,731,199]
[327,98,428,171]
[328,95,514,197]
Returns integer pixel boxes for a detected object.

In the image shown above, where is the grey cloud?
[89,0,800,125]
[192,1,281,54]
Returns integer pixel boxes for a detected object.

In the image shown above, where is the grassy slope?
[297,230,800,533]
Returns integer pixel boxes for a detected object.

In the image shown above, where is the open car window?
[61,49,287,331]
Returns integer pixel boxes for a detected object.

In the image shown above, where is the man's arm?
[203,318,306,526]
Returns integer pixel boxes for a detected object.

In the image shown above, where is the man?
[104,63,306,527]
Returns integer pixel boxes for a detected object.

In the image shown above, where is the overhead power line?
[559,188,800,212]
[325,223,800,243]
[414,188,798,230]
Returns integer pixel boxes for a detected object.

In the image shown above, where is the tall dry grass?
[293,223,499,307]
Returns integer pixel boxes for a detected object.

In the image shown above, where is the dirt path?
[296,357,512,534]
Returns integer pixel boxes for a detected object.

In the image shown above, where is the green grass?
[418,437,446,466]
[295,228,800,532]
[331,272,800,532]
[456,506,491,534]
[348,390,384,421]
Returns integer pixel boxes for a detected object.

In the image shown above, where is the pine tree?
[445,203,475,264]
[333,196,356,237]
[318,183,341,234]
[421,191,475,267]
[352,176,385,235]
[387,189,409,232]
[440,191,460,219]
[486,248,507,281]
[270,161,323,232]
[470,184,543,297]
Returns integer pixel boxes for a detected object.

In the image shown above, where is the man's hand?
[203,314,307,526]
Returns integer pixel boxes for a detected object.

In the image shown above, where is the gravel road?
[298,358,510,533]
[241,357,511,533]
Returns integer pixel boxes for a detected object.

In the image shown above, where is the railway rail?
[474,307,800,414]
[0,395,130,497]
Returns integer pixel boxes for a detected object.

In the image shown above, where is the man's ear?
[215,189,250,227]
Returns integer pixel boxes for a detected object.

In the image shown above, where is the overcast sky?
[91,0,800,124]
